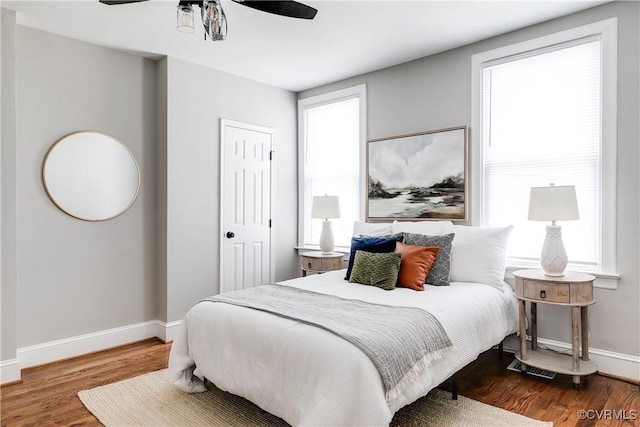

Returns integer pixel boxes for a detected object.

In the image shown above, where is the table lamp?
[311,195,341,254]
[528,184,579,276]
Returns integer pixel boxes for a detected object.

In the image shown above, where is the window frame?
[470,18,619,289]
[297,84,367,250]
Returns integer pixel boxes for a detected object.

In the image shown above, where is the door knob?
[226,231,235,239]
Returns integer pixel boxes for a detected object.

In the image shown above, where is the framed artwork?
[367,125,468,221]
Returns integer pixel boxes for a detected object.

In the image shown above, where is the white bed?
[169,268,519,426]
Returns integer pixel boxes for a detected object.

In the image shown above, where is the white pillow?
[352,221,393,237]
[445,224,514,289]
[391,220,453,236]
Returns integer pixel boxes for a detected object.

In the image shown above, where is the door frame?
[219,118,276,292]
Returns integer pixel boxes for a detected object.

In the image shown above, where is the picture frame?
[366,125,468,221]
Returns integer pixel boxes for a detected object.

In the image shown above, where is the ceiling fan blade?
[232,1,317,19]
[99,0,149,5]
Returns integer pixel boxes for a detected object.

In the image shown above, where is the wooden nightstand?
[513,269,597,389]
[300,251,344,277]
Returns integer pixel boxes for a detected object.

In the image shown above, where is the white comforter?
[169,270,519,426]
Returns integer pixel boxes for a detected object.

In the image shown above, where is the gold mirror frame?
[42,131,141,221]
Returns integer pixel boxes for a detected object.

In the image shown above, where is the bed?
[169,222,519,426]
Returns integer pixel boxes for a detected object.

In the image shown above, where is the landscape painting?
[367,126,468,221]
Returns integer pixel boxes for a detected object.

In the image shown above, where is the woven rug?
[78,369,552,426]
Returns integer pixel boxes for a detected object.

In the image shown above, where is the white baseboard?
[537,337,640,382]
[154,320,183,343]
[17,320,161,369]
[0,358,21,384]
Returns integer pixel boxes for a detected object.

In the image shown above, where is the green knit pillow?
[348,250,401,291]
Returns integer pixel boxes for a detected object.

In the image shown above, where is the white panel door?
[220,119,273,293]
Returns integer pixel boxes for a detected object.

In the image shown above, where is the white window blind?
[482,39,602,270]
[298,86,366,249]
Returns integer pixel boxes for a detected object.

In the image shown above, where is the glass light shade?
[176,4,195,33]
[202,0,227,41]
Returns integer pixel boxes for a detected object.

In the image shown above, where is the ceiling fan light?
[202,0,227,41]
[176,3,195,33]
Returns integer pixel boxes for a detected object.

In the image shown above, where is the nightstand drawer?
[303,257,323,271]
[522,279,570,303]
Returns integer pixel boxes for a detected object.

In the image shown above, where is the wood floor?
[1,338,638,426]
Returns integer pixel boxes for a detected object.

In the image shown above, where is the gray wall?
[299,1,640,358]
[1,9,18,362]
[14,26,158,347]
[162,57,298,322]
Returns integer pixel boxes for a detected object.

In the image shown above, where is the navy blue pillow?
[345,235,403,280]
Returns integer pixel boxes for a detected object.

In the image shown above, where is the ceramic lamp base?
[540,225,568,276]
[319,220,335,254]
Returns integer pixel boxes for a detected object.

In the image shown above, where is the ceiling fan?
[99,0,318,41]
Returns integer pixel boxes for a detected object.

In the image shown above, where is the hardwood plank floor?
[1,339,170,427]
[446,351,640,426]
[1,338,637,426]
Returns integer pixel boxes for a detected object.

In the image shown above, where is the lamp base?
[540,225,568,276]
[319,220,335,254]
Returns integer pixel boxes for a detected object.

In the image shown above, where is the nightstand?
[300,251,344,277]
[513,269,597,389]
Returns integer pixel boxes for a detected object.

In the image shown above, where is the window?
[471,19,618,286]
[298,85,367,250]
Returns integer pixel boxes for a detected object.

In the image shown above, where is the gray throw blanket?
[203,284,453,402]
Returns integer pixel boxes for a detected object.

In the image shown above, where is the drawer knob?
[540,290,546,299]
[308,262,312,268]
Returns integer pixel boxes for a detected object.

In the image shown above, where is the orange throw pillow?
[394,242,440,291]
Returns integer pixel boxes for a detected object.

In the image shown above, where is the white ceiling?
[4,0,608,92]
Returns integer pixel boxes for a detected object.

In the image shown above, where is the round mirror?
[42,131,140,221]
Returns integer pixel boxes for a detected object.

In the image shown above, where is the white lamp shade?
[311,195,340,219]
[528,185,579,221]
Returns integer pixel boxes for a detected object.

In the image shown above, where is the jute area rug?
[78,369,552,427]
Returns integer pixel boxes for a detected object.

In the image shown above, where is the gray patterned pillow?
[402,232,455,286]
[348,250,401,291]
